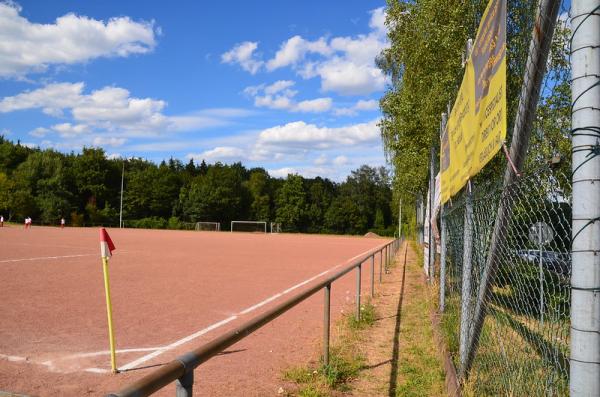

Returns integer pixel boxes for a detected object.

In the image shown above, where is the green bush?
[167,216,183,230]
[130,217,167,229]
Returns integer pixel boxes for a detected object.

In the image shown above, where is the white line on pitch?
[0,254,95,263]
[47,346,165,364]
[84,367,108,373]
[0,353,27,362]
[119,316,238,371]
[239,270,330,315]
[117,245,380,371]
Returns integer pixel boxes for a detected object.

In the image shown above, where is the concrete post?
[570,0,600,393]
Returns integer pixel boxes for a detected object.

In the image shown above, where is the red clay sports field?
[0,225,392,396]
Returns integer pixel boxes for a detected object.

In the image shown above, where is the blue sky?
[0,0,389,181]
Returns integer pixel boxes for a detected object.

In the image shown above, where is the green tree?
[378,0,540,210]
[71,148,118,215]
[0,172,13,218]
[275,174,307,232]
[246,169,271,221]
[324,196,367,235]
[11,151,74,223]
[180,163,248,225]
[305,177,336,233]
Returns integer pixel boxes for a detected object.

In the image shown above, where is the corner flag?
[100,228,116,257]
[99,228,118,373]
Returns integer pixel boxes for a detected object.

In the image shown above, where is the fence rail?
[107,238,401,397]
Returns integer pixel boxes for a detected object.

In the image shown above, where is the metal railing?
[107,238,401,396]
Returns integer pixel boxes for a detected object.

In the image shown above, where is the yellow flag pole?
[102,256,117,373]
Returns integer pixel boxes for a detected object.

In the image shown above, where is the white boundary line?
[119,316,237,371]
[0,254,95,263]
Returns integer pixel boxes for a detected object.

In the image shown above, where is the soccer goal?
[230,221,267,233]
[195,222,221,231]
[270,222,282,233]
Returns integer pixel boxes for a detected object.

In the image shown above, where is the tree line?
[377,0,571,205]
[0,137,396,235]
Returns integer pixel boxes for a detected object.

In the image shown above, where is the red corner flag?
[100,228,116,258]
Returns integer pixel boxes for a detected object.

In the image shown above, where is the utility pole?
[570,0,600,394]
[398,198,402,240]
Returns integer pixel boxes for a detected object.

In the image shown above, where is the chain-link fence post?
[570,0,600,393]
[428,147,436,282]
[458,181,474,377]
[439,112,448,312]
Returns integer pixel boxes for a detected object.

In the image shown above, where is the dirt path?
[349,241,446,397]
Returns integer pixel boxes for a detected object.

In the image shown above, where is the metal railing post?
[379,249,383,283]
[175,370,193,397]
[356,263,362,321]
[370,254,375,297]
[384,245,387,271]
[323,284,331,367]
[385,245,389,273]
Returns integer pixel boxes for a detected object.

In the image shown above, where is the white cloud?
[0,83,253,137]
[244,80,332,113]
[28,127,49,137]
[369,7,387,36]
[257,119,380,149]
[0,2,157,78]
[254,94,295,110]
[266,36,330,71]
[334,99,379,116]
[355,99,379,110]
[264,80,295,95]
[333,155,349,166]
[317,57,385,96]
[221,41,263,74]
[0,82,84,114]
[92,136,126,147]
[188,146,247,162]
[227,8,389,96]
[294,98,332,113]
[51,122,90,138]
[314,154,327,165]
[267,167,298,178]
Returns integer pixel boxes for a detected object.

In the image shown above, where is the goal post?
[230,221,267,233]
[270,222,282,233]
[195,222,221,231]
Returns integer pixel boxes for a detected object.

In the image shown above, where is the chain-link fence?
[429,0,596,394]
[442,166,571,395]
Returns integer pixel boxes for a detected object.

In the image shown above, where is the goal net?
[230,221,267,233]
[195,222,221,231]
[270,222,282,233]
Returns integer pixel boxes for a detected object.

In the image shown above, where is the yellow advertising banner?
[441,0,506,204]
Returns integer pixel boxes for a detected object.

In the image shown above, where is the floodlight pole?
[119,160,124,228]
[398,198,402,240]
